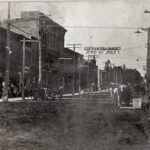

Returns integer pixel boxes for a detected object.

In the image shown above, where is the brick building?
[10,11,67,90]
[89,58,98,90]
[63,48,99,93]
[81,58,98,91]
[63,48,84,93]
[0,11,98,96]
[0,26,33,97]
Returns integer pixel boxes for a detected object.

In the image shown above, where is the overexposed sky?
[0,0,150,75]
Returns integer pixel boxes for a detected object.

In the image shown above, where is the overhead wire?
[63,26,140,29]
[7,19,147,58]
[30,24,141,30]
[8,0,143,3]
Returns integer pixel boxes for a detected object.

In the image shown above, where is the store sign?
[84,46,121,55]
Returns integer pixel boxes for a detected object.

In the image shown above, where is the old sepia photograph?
[0,0,150,149]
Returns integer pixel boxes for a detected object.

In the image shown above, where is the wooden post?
[38,13,42,87]
[3,2,10,102]
[22,38,25,101]
[147,28,150,95]
[78,56,81,94]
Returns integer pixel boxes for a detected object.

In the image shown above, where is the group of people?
[0,82,64,100]
[87,82,97,94]
[0,84,32,98]
[109,86,121,106]
[109,84,145,106]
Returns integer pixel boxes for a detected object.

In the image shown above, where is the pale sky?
[0,0,150,76]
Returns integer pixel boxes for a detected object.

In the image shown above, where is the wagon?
[33,87,63,101]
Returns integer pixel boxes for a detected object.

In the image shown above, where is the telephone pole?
[3,2,11,102]
[20,39,39,99]
[38,13,42,87]
[22,38,25,101]
[78,56,81,94]
[146,28,150,95]
[67,44,82,95]
[87,55,90,92]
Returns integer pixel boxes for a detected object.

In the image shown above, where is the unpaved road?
[0,97,150,150]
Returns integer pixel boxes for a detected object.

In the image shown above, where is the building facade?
[0,26,32,97]
[63,48,84,93]
[81,58,98,92]
[99,65,143,90]
[10,11,67,90]
[0,11,99,96]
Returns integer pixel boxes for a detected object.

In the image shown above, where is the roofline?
[0,26,31,40]
[10,11,67,32]
[64,47,83,56]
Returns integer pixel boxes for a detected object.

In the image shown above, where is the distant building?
[87,58,98,91]
[81,58,98,92]
[99,70,107,89]
[99,64,143,90]
[63,48,84,93]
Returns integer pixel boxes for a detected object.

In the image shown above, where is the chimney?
[21,11,42,19]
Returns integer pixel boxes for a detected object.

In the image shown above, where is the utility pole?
[22,38,25,101]
[97,68,100,91]
[78,56,81,94]
[38,13,42,87]
[87,55,90,92]
[20,39,39,98]
[115,70,117,86]
[113,69,115,84]
[99,70,101,91]
[3,2,11,102]
[67,44,82,95]
[147,27,150,95]
[143,11,150,95]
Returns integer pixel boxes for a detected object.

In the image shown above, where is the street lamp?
[144,10,150,13]
[134,29,142,34]
[143,10,150,96]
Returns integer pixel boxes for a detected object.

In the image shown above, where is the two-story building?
[63,48,84,93]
